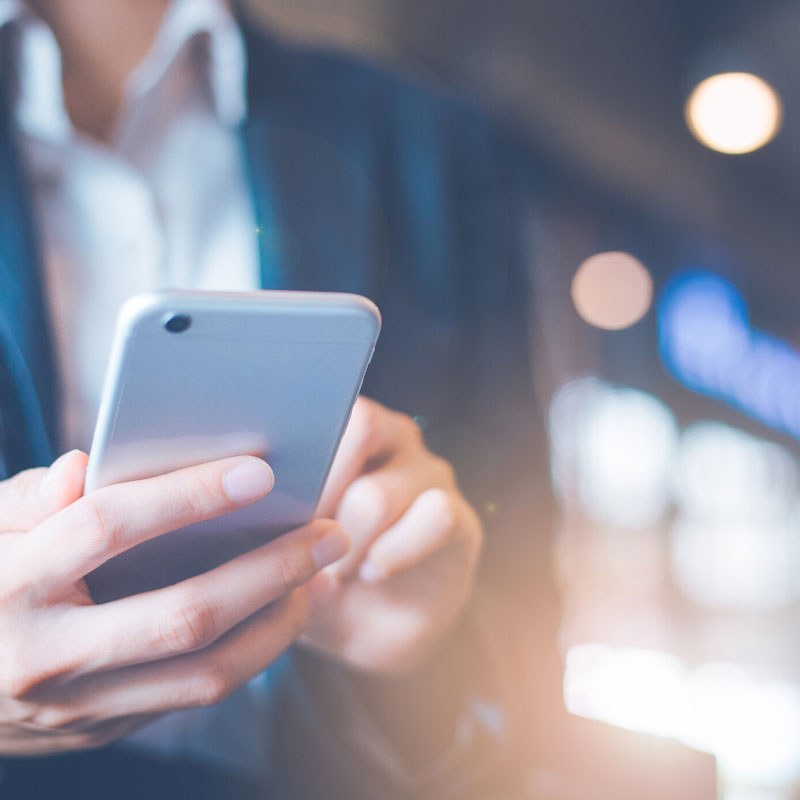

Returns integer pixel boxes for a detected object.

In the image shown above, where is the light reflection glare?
[570,251,653,330]
[549,376,677,527]
[686,72,782,154]
[565,645,800,789]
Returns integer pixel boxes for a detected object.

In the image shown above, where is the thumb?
[0,450,88,533]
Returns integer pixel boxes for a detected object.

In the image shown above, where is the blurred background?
[247,2,800,797]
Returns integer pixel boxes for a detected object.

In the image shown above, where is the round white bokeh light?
[686,72,782,154]
[571,252,653,331]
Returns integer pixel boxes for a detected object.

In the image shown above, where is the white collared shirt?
[0,0,269,774]
[1,0,261,453]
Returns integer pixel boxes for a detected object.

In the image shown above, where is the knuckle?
[425,488,458,534]
[0,643,78,700]
[189,667,233,707]
[271,551,310,595]
[348,476,389,523]
[177,472,221,518]
[157,591,219,653]
[1,661,44,701]
[7,467,46,500]
[76,494,118,556]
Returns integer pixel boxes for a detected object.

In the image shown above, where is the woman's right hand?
[0,450,349,756]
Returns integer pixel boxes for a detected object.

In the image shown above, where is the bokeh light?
[658,271,749,397]
[570,252,653,330]
[670,422,800,610]
[659,271,800,441]
[564,644,689,738]
[565,645,800,792]
[549,376,677,527]
[674,422,799,521]
[687,663,800,789]
[686,72,782,154]
[671,516,800,610]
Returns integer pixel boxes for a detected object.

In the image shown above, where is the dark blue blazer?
[0,17,558,800]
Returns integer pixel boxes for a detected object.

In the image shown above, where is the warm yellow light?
[686,72,782,154]
[570,251,653,330]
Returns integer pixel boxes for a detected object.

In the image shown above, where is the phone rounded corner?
[351,295,382,340]
[117,292,170,333]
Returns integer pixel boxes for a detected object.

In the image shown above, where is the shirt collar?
[0,0,22,27]
[0,0,72,142]
[2,0,247,145]
[129,0,247,127]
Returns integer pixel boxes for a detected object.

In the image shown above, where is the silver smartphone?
[84,290,381,603]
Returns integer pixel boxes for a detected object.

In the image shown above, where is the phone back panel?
[84,291,380,603]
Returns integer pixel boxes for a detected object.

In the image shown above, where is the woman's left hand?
[302,397,483,673]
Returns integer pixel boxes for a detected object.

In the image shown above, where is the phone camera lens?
[163,313,191,333]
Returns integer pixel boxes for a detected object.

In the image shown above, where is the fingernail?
[41,450,79,496]
[358,560,386,584]
[312,528,350,569]
[223,459,274,503]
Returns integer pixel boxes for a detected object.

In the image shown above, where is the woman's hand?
[0,451,348,756]
[303,397,483,674]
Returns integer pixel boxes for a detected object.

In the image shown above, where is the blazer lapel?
[0,87,58,467]
[1,20,387,469]
[240,25,386,296]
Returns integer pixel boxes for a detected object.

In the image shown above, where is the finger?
[5,712,161,754]
[358,488,482,583]
[0,451,88,533]
[316,397,421,518]
[82,519,348,669]
[20,456,274,587]
[332,453,454,578]
[43,587,314,721]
